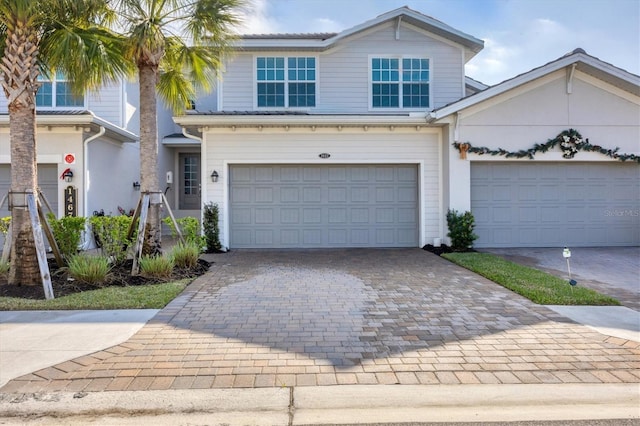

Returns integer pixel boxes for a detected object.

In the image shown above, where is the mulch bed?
[422,243,454,255]
[0,258,211,300]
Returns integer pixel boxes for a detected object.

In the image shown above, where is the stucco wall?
[0,127,140,218]
[447,69,640,212]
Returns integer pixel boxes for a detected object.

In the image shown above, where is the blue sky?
[239,0,640,85]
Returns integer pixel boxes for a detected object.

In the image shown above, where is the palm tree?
[114,0,242,255]
[0,0,130,285]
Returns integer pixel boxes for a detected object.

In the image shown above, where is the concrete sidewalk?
[0,384,638,424]
[0,310,158,388]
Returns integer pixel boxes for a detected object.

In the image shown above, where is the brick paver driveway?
[2,249,638,392]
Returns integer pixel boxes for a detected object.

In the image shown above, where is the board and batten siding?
[203,128,441,248]
[221,21,465,113]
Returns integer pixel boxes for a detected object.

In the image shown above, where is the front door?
[179,153,201,210]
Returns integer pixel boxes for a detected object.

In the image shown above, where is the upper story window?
[36,72,84,109]
[256,56,316,108]
[371,57,429,109]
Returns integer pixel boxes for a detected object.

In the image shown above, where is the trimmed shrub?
[446,209,478,251]
[203,202,222,253]
[89,215,136,264]
[68,254,110,286]
[46,214,86,261]
[139,255,174,279]
[163,216,205,252]
[171,241,200,269]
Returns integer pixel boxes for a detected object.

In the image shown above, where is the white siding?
[221,54,254,110]
[202,127,441,248]
[87,80,124,126]
[221,22,465,113]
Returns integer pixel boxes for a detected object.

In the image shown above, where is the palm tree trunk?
[0,17,41,285]
[8,105,39,285]
[138,64,162,256]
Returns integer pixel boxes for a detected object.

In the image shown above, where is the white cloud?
[236,0,280,34]
[311,18,343,33]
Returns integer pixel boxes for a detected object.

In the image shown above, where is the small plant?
[139,255,174,279]
[46,214,86,261]
[446,209,478,251]
[89,215,136,264]
[203,202,222,253]
[163,216,205,252]
[68,254,110,286]
[0,260,9,276]
[171,241,200,269]
[0,217,10,235]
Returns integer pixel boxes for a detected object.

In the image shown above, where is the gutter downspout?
[81,125,105,250]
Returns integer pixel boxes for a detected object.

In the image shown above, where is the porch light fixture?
[62,169,74,183]
[133,181,141,190]
[211,170,219,183]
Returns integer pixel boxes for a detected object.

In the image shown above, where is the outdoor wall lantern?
[62,169,74,183]
[211,170,219,183]
[132,181,141,190]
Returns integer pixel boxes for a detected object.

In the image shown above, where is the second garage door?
[471,162,640,247]
[229,164,419,248]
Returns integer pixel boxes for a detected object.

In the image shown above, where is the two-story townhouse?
[0,77,141,246]
[170,6,638,250]
[170,7,486,249]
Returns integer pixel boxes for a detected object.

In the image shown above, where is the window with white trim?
[36,72,84,108]
[371,57,429,108]
[256,56,316,108]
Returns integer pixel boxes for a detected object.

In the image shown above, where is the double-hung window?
[36,72,84,108]
[371,57,429,109]
[257,56,316,108]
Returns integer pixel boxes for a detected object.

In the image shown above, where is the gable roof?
[240,6,484,61]
[431,48,640,121]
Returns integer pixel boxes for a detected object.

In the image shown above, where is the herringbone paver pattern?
[2,249,638,393]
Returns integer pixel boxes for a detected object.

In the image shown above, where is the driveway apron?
[2,249,638,393]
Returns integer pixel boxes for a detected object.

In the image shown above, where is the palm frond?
[40,26,134,93]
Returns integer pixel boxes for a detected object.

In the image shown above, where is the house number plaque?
[318,153,331,159]
[64,186,77,217]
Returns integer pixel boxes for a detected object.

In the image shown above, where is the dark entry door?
[179,153,201,210]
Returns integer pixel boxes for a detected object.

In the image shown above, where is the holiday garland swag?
[453,129,639,162]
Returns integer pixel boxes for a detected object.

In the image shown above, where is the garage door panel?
[328,187,347,202]
[229,164,418,248]
[472,162,640,247]
[281,229,299,245]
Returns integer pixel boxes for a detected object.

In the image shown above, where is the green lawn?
[0,280,189,310]
[441,252,620,306]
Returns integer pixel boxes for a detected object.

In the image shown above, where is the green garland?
[453,129,640,162]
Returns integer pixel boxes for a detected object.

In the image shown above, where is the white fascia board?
[0,113,138,142]
[174,114,430,128]
[433,53,640,120]
[240,7,483,55]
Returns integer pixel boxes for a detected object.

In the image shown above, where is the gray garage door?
[471,162,640,247]
[0,164,59,247]
[230,164,418,248]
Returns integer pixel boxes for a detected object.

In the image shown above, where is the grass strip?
[0,280,189,310]
[442,252,620,306]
